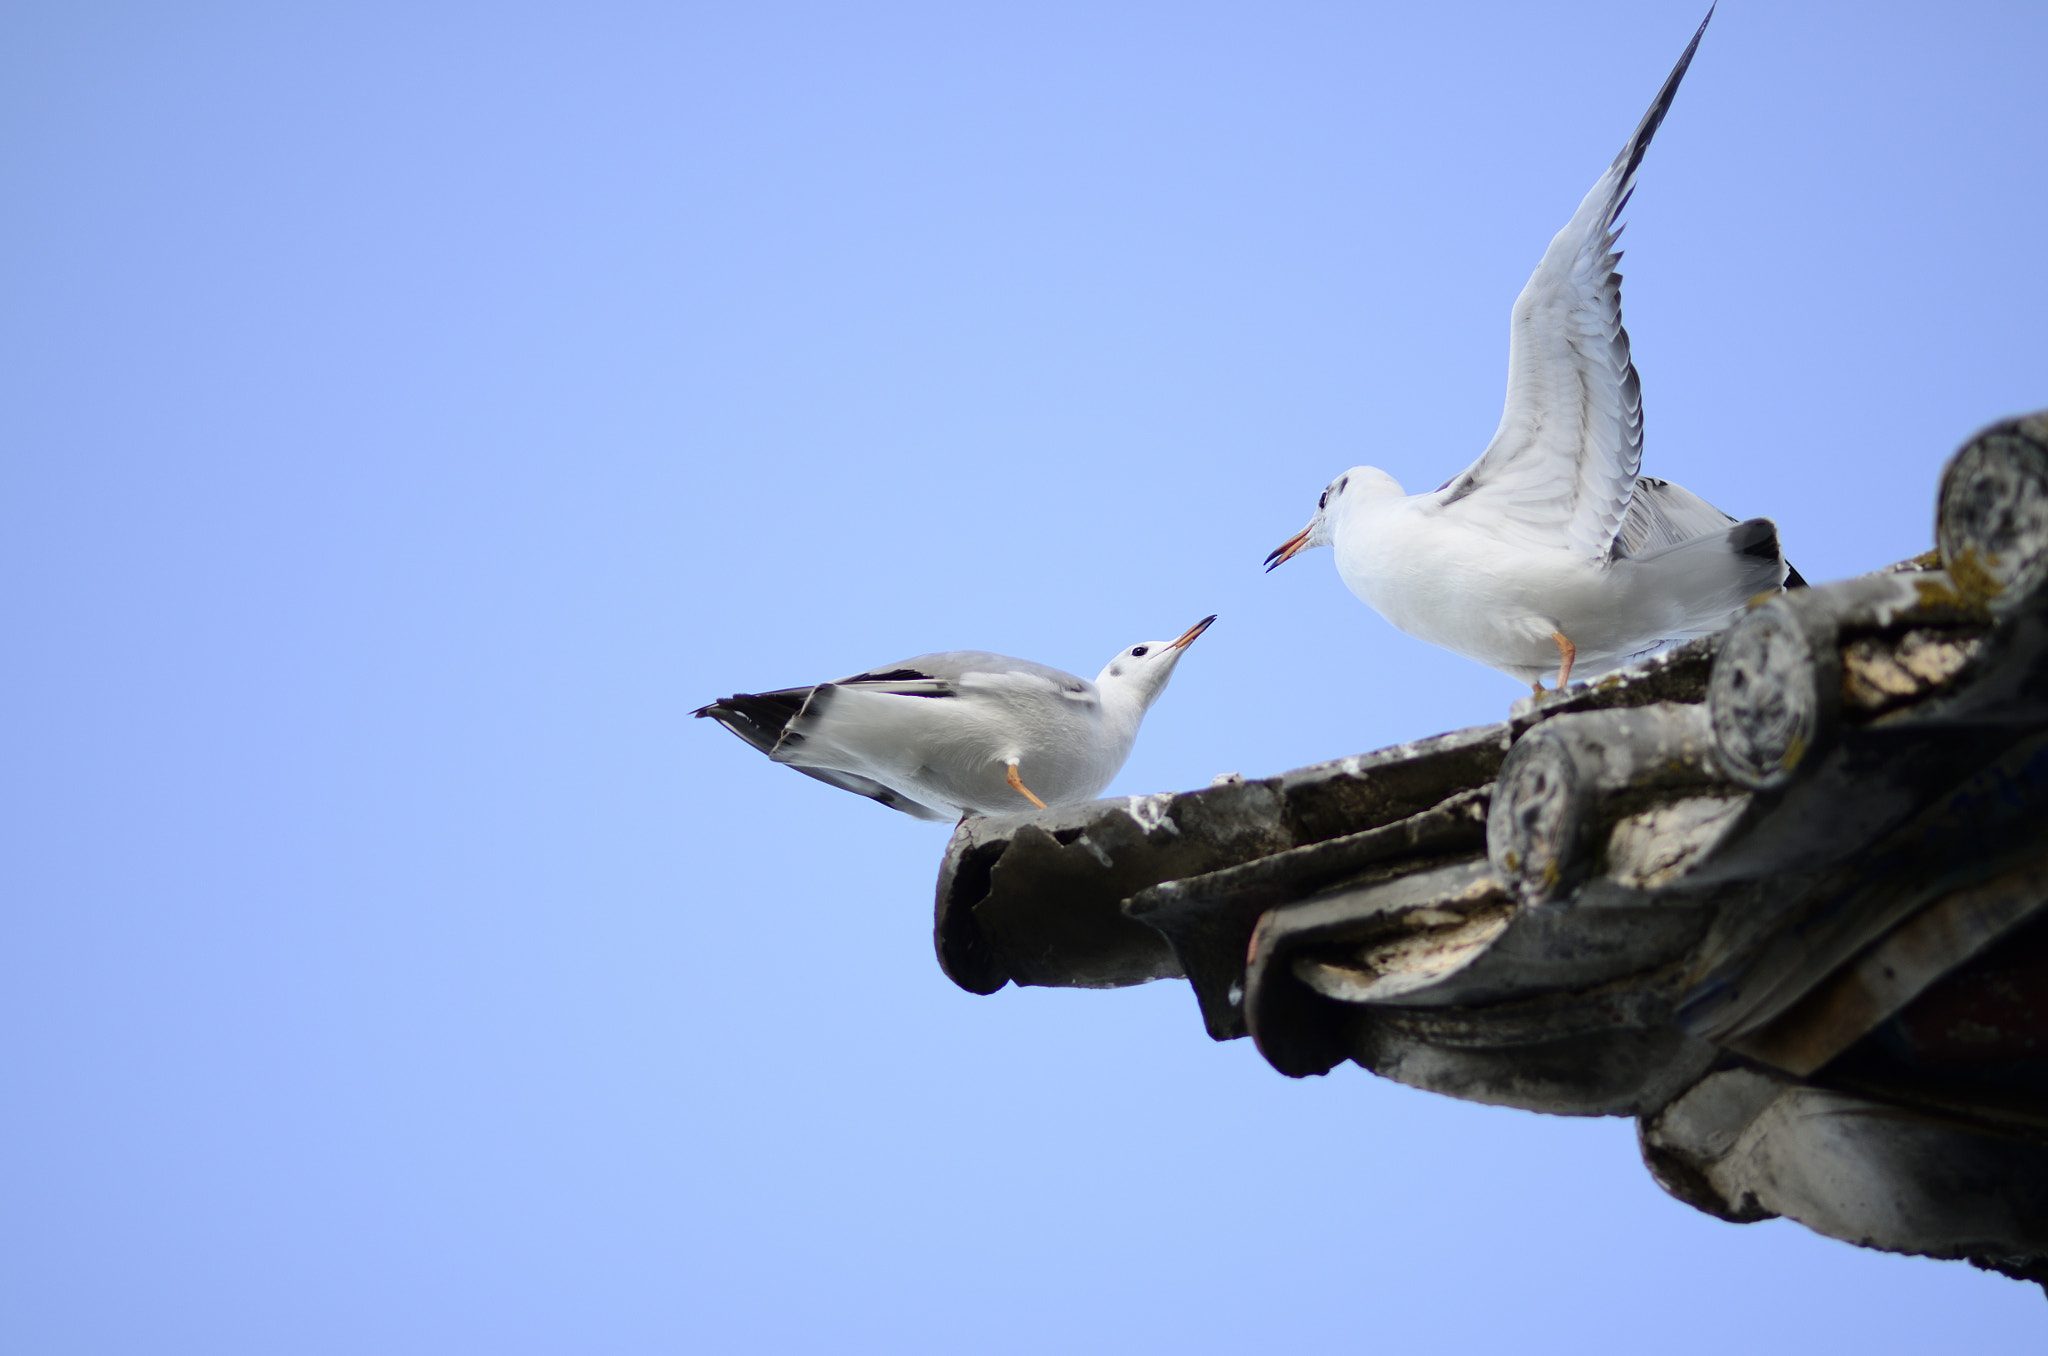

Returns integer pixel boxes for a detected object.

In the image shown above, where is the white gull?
[694,616,1216,821]
[1266,6,1797,692]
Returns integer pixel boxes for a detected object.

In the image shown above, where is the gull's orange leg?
[1551,630,1577,690]
[1005,762,1048,810]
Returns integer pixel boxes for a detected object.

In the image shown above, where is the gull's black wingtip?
[1725,516,1808,592]
[1606,4,1716,212]
[694,688,811,757]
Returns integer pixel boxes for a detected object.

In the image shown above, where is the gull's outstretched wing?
[1612,475,1737,557]
[1618,476,1807,587]
[1434,7,1714,560]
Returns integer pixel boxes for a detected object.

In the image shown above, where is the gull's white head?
[1264,467,1401,570]
[1096,614,1217,709]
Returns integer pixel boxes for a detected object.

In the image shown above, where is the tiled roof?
[934,412,2048,1288]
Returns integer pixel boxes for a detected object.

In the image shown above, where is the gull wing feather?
[1617,476,1807,587]
[1612,475,1737,557]
[698,650,1103,820]
[1435,7,1713,560]
[694,686,945,816]
[850,651,1099,708]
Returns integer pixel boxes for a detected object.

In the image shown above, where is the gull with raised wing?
[694,616,1216,821]
[1266,7,1798,692]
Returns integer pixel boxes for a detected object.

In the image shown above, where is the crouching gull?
[694,616,1216,821]
[1266,6,1800,692]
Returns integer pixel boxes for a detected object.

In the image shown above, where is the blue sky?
[5,2,2045,1350]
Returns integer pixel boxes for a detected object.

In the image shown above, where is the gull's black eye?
[1317,491,1328,510]
[1131,645,1149,657]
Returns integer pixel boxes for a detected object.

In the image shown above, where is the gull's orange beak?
[1171,615,1218,650]
[1264,526,1312,572]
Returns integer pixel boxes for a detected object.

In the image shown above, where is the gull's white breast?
[1334,499,1602,677]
